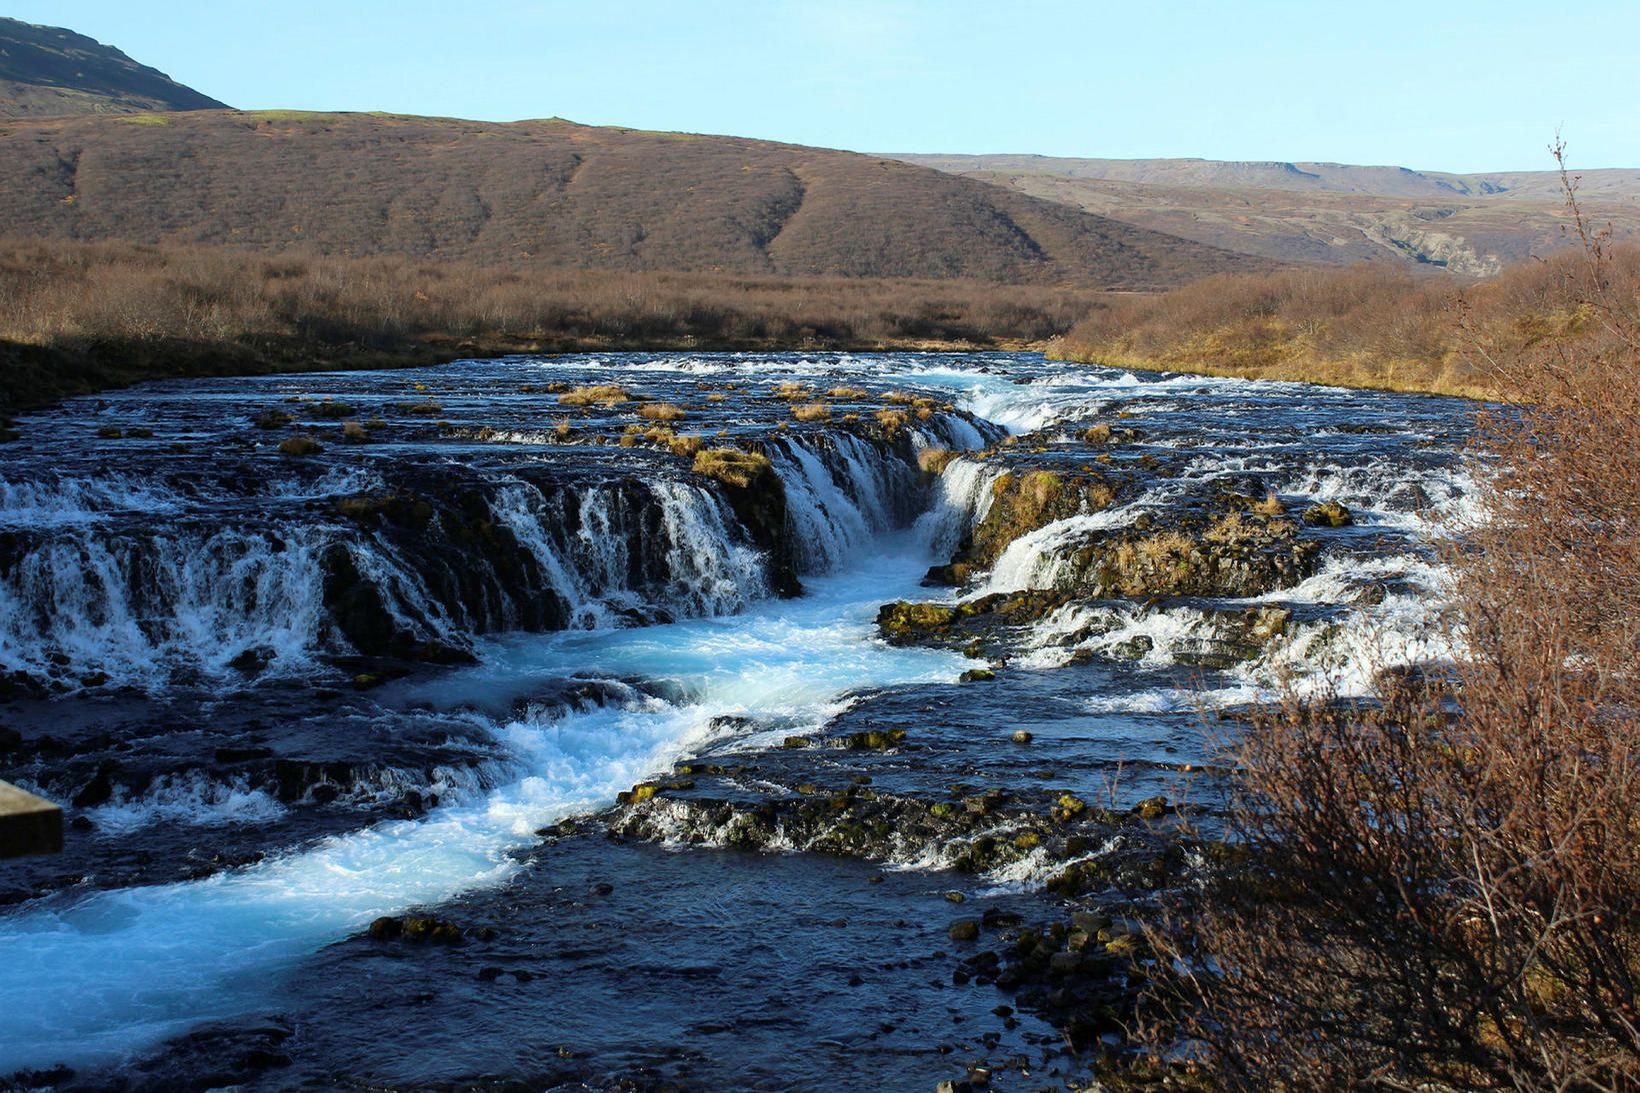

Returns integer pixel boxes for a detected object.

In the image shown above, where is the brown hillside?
[898,153,1640,275]
[0,110,1266,289]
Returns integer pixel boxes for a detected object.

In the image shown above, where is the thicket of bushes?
[1053,244,1640,399]
[0,236,1107,411]
[1140,182,1640,1090]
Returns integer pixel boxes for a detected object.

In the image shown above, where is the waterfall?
[0,422,976,691]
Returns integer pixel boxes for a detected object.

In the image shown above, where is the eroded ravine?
[0,351,1474,1089]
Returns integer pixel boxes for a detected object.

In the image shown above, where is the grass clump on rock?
[692,447,773,488]
[917,447,957,474]
[278,434,324,456]
[668,434,707,458]
[875,408,909,432]
[791,402,831,423]
[558,385,631,407]
[636,402,687,422]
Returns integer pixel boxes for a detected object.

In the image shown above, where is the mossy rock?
[876,601,959,644]
[691,447,772,489]
[1302,500,1354,527]
[841,729,906,751]
[1133,795,1169,821]
[617,783,660,805]
[278,435,324,456]
[1052,793,1088,822]
[959,470,1117,567]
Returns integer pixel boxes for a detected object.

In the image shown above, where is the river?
[0,351,1473,1090]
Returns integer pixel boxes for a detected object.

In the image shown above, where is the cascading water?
[0,351,1476,1086]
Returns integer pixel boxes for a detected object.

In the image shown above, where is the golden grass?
[691,447,772,488]
[917,447,957,474]
[636,401,686,421]
[1042,255,1640,400]
[791,402,830,422]
[1251,491,1286,516]
[559,384,631,406]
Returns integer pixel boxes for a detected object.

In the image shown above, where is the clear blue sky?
[12,1,1638,171]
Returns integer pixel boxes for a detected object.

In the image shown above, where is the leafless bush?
[1146,151,1640,1090]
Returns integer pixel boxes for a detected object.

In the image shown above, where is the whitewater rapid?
[0,351,1475,1074]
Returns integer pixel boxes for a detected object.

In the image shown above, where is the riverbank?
[1047,248,1640,402]
[1044,338,1499,400]
[0,236,1092,416]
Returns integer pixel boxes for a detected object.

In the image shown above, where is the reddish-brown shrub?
[1147,155,1640,1090]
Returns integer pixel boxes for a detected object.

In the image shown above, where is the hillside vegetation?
[0,237,1110,414]
[0,110,1264,289]
[900,153,1640,273]
[1141,189,1640,1093]
[0,17,227,117]
[1049,246,1640,399]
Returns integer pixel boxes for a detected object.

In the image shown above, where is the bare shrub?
[1147,149,1640,1091]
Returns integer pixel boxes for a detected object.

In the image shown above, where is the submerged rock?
[277,435,324,456]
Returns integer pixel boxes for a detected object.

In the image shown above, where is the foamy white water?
[0,350,1478,1076]
[0,530,976,1071]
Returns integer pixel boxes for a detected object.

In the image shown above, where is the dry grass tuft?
[558,385,631,407]
[691,447,773,488]
[636,401,686,421]
[1250,491,1286,516]
[917,447,957,474]
[791,402,830,422]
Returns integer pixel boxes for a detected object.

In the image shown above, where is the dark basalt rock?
[70,759,120,808]
[1049,511,1321,600]
[1303,499,1355,527]
[954,470,1118,570]
[704,448,803,598]
[366,914,476,944]
[601,780,1190,889]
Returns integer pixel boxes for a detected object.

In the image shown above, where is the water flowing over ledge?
[0,351,1475,1080]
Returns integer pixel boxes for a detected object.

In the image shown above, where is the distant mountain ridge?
[894,154,1640,275]
[0,17,228,117]
[894,154,1640,202]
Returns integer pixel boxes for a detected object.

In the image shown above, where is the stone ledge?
[0,780,62,858]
